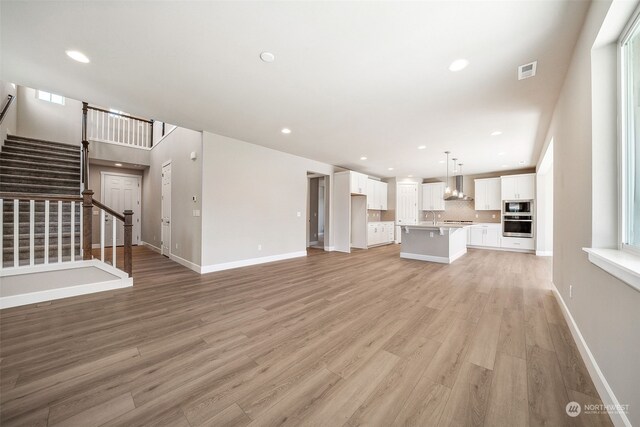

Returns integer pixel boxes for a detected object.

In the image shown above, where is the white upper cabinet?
[475,177,501,210]
[366,179,388,210]
[421,182,446,211]
[501,173,535,200]
[350,171,368,195]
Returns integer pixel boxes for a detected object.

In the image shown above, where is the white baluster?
[142,122,146,148]
[112,217,116,266]
[101,110,105,141]
[70,201,75,262]
[44,200,50,264]
[58,201,62,262]
[100,210,105,262]
[13,199,19,267]
[29,200,34,266]
[79,200,82,261]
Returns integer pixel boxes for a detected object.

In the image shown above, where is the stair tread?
[0,151,81,164]
[0,165,79,177]
[2,146,80,160]
[4,139,80,154]
[6,135,80,149]
[0,173,79,184]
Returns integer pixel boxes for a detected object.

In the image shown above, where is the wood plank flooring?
[0,245,612,426]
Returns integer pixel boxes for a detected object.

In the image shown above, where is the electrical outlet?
[475,214,479,218]
[297,212,301,217]
[569,285,573,298]
[258,244,262,251]
[429,231,434,238]
[175,243,179,249]
[492,214,496,219]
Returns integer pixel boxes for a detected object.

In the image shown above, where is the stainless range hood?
[444,175,474,201]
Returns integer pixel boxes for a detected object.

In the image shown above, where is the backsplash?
[421,200,501,223]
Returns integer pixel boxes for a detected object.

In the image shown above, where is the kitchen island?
[400,223,468,264]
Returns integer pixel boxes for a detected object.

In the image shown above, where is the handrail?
[85,104,153,124]
[93,198,125,222]
[0,94,15,125]
[0,192,82,202]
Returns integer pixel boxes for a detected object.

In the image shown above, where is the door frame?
[161,160,172,257]
[100,171,142,245]
[307,172,330,250]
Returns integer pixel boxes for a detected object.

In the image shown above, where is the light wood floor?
[0,245,612,426]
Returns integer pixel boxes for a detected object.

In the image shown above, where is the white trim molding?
[0,259,132,309]
[200,251,307,274]
[552,285,632,427]
[583,248,640,292]
[169,253,201,273]
[536,250,553,256]
[140,240,161,253]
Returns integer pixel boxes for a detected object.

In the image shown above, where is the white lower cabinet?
[466,224,501,248]
[367,221,395,247]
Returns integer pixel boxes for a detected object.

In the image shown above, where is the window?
[621,16,640,252]
[37,90,65,105]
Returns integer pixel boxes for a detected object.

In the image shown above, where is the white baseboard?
[0,259,132,309]
[200,251,307,274]
[324,246,335,252]
[536,250,553,256]
[552,285,631,427]
[450,248,468,263]
[309,241,319,246]
[140,240,161,253]
[169,253,201,273]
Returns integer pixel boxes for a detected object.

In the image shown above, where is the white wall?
[201,132,335,270]
[16,86,82,146]
[536,141,553,255]
[542,1,640,425]
[142,127,202,268]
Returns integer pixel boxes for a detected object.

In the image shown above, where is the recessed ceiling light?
[519,160,526,165]
[501,164,508,168]
[417,145,426,150]
[498,152,505,156]
[491,131,502,136]
[260,52,275,63]
[388,167,394,171]
[360,156,367,160]
[448,59,469,72]
[115,163,122,167]
[439,160,445,164]
[408,175,413,178]
[281,128,291,134]
[66,50,90,63]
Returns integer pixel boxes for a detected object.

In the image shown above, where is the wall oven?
[502,200,534,238]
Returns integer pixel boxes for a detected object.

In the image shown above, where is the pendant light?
[458,163,465,198]
[452,158,458,197]
[444,151,451,196]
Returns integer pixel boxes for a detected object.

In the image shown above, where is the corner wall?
[142,127,202,268]
[201,132,335,271]
[543,1,640,424]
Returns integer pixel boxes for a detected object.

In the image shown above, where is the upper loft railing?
[82,102,154,150]
[0,94,15,125]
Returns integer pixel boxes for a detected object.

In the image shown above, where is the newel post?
[123,209,133,276]
[149,119,154,147]
[82,102,88,141]
[82,190,94,260]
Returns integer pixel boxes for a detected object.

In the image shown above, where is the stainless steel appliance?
[503,200,532,214]
[502,200,534,237]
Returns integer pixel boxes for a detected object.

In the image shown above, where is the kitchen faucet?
[428,211,437,225]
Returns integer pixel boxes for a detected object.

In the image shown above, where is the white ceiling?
[1,1,589,178]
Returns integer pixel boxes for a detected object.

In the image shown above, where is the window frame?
[619,9,640,256]
[36,90,65,106]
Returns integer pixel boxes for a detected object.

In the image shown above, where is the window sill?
[583,248,640,292]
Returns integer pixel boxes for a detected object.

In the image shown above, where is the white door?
[161,162,171,257]
[397,183,418,225]
[102,173,141,246]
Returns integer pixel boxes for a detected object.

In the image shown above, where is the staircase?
[1,135,81,267]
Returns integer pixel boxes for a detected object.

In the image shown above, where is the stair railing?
[82,102,154,149]
[82,190,133,276]
[0,94,15,125]
[0,191,133,276]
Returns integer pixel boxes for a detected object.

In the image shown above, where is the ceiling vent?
[518,61,537,80]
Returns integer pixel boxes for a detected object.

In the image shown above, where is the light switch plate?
[193,210,200,217]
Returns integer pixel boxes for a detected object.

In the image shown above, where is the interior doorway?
[161,161,172,257]
[101,171,141,246]
[307,173,329,250]
[536,139,554,256]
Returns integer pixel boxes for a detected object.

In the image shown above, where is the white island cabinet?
[400,223,468,264]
